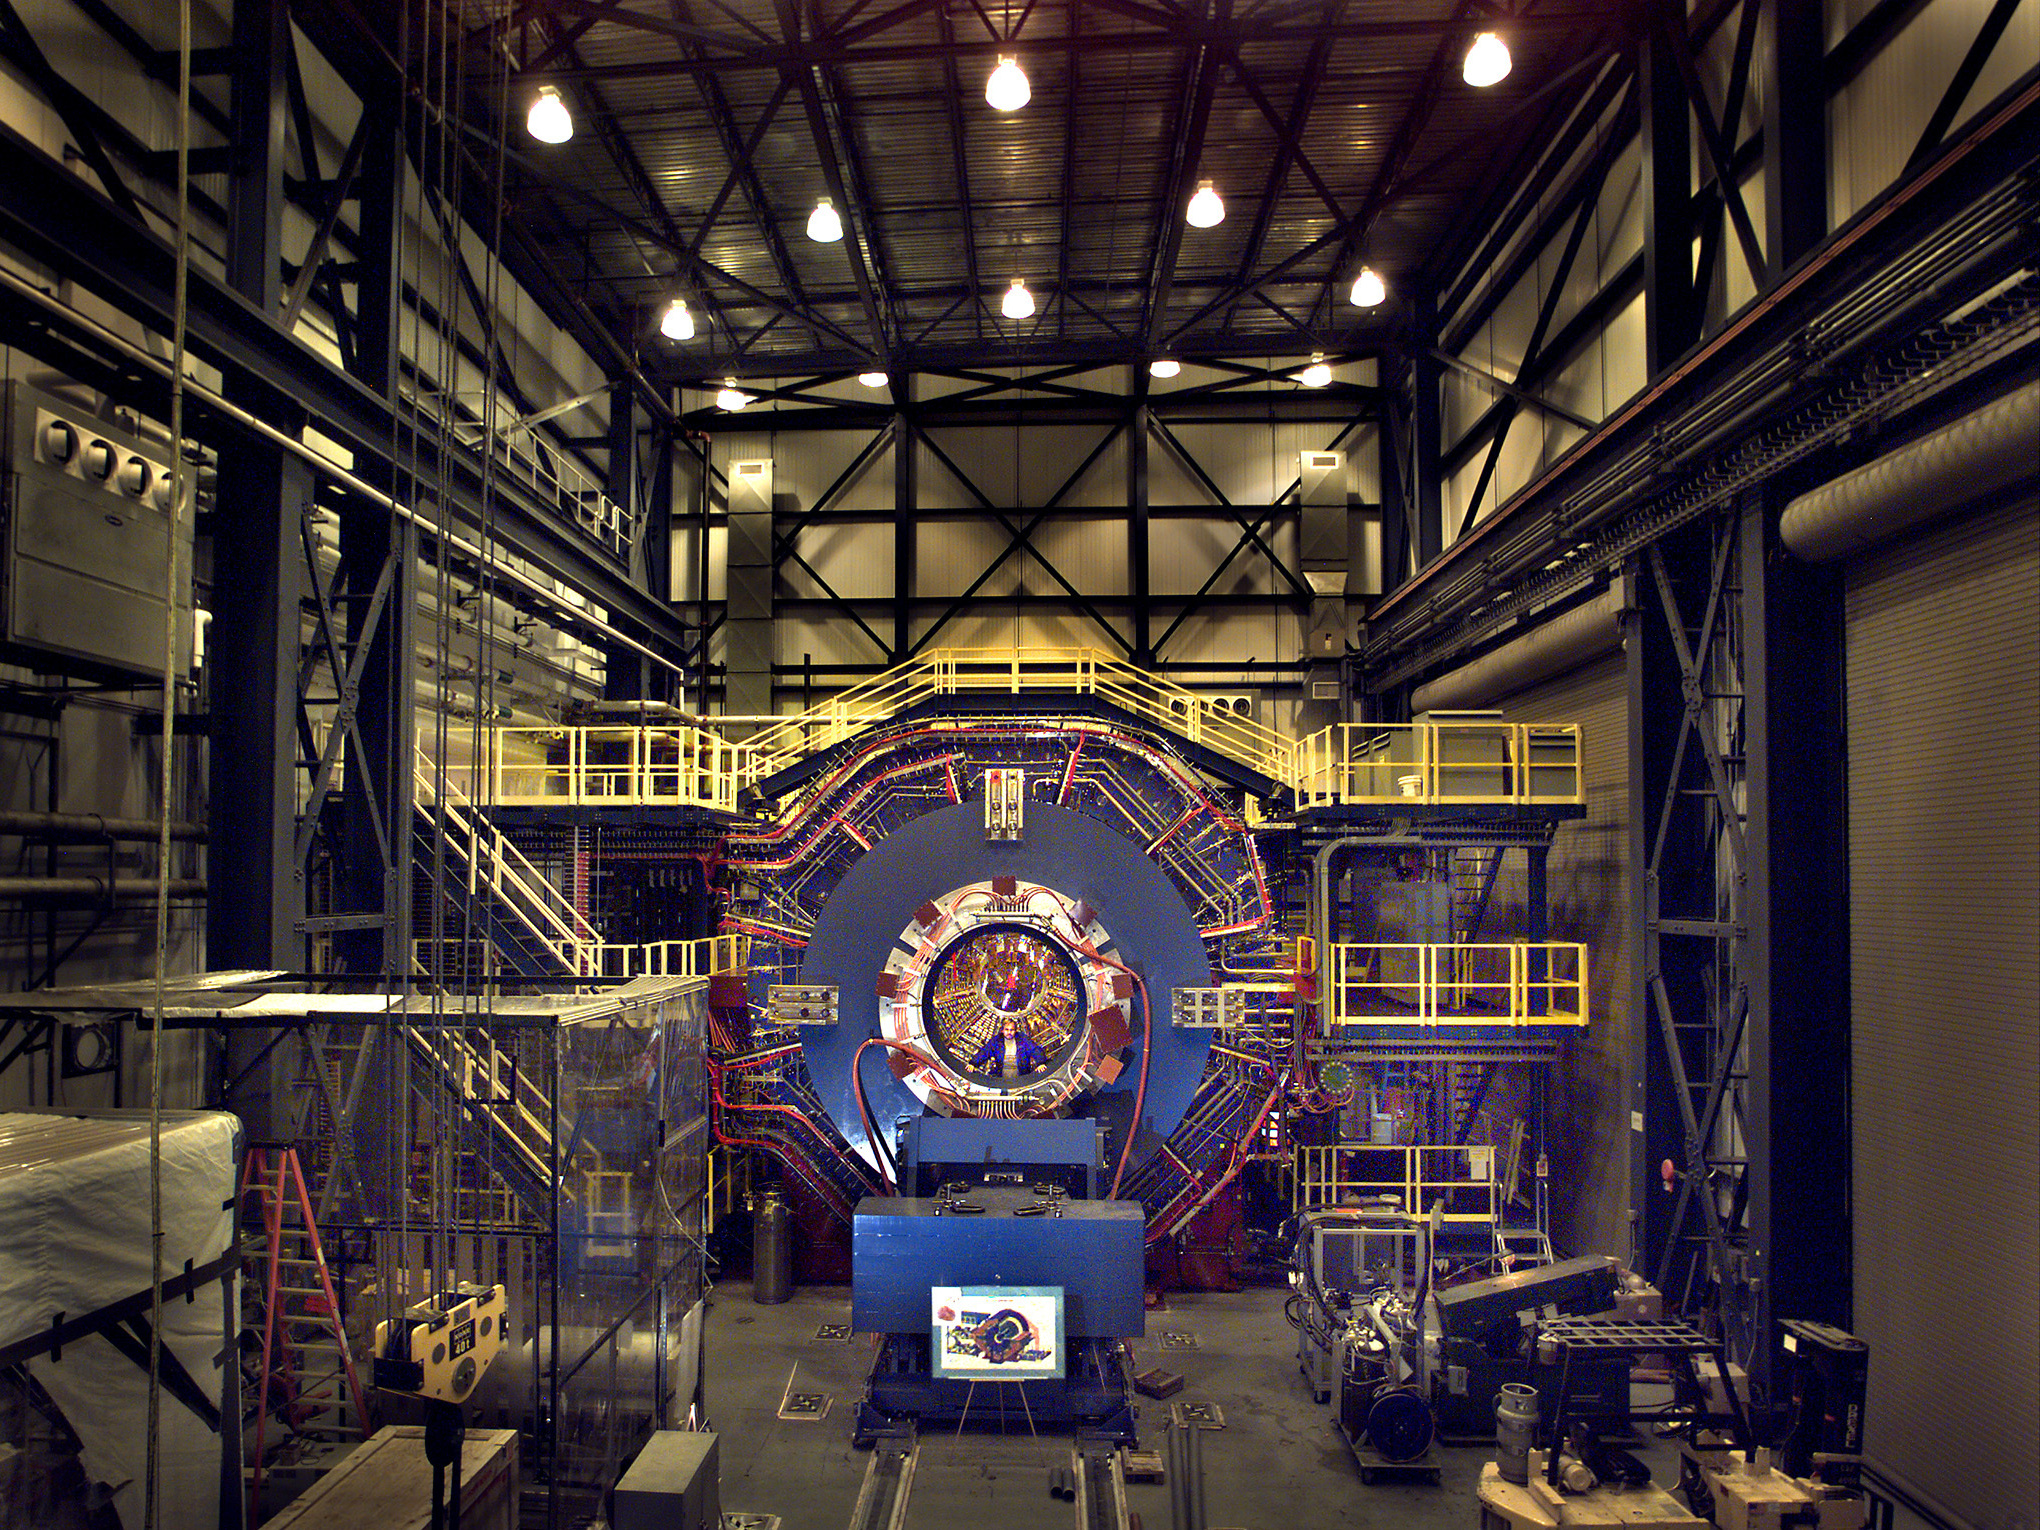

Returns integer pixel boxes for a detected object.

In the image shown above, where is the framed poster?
[930,1285,1065,1380]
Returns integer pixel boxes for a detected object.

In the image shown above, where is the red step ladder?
[240,1147,372,1522]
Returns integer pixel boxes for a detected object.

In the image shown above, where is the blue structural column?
[1739,487,1851,1396]
[1129,398,1152,665]
[1639,0,1698,374]
[336,55,415,982]
[893,378,917,664]
[1408,299,1444,568]
[209,0,305,1142]
[1627,533,1704,1316]
[605,381,650,698]
[1761,0,1827,273]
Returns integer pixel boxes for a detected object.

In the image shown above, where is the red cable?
[850,1036,941,1194]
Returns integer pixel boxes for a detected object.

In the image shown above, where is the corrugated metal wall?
[1844,491,2039,1525]
[1492,653,1632,1264]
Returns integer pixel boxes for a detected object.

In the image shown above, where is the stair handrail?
[416,753,603,975]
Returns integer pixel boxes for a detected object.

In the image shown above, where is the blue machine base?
[853,1334,1137,1447]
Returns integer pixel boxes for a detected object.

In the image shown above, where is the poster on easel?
[930,1285,1065,1379]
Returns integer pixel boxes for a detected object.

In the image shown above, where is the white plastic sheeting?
[0,1110,239,1529]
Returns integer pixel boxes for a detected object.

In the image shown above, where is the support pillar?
[1739,489,1851,1390]
[1640,0,1698,374]
[605,382,651,699]
[893,382,916,664]
[1761,0,1827,272]
[1129,401,1152,665]
[1408,316,1443,567]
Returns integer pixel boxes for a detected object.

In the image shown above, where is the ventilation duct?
[724,459,774,714]
[1781,379,2040,562]
[1410,585,1626,712]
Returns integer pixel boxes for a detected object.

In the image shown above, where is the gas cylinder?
[1495,1381,1540,1483]
[752,1188,793,1304]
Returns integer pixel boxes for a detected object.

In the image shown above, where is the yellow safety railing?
[1322,942,1587,1028]
[488,724,764,811]
[409,932,749,984]
[579,933,751,980]
[1291,720,1583,807]
[1291,1142,1501,1221]
[725,647,1298,783]
[470,650,1587,813]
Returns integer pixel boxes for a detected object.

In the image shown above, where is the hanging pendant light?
[807,197,843,242]
[1185,181,1225,228]
[1298,355,1332,388]
[1349,266,1387,308]
[1001,278,1035,320]
[858,370,889,387]
[716,378,752,411]
[526,85,573,144]
[1149,357,1181,378]
[986,55,1031,111]
[1463,31,1511,87]
[660,298,695,340]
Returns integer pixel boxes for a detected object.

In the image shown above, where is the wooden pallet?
[259,1426,518,1530]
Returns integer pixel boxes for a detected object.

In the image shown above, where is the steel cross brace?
[1639,515,1758,1362]
[293,509,397,872]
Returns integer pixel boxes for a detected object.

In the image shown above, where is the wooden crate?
[261,1426,519,1530]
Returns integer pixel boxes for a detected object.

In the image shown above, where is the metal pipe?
[0,810,206,843]
[0,876,207,904]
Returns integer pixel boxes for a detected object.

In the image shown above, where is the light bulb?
[858,371,889,387]
[1299,356,1332,388]
[660,299,695,340]
[527,86,573,144]
[1349,266,1386,308]
[1149,357,1181,378]
[807,197,843,242]
[1001,278,1035,320]
[1463,31,1511,87]
[986,56,1030,112]
[716,378,751,411]
[1186,181,1224,228]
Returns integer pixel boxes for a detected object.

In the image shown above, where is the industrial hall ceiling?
[308,0,1637,385]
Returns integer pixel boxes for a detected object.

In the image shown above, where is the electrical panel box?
[612,1430,721,1530]
[984,768,1023,840]
[1,382,194,681]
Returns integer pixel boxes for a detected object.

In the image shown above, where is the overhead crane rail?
[473,647,1585,812]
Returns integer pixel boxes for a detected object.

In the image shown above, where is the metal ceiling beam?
[777,0,887,355]
[301,0,681,429]
[510,11,1618,83]
[1056,1,1080,342]
[654,0,823,353]
[937,4,985,344]
[1140,1,1225,349]
[1305,2,1470,331]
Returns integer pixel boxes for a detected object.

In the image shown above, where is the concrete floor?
[699,1281,1677,1530]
